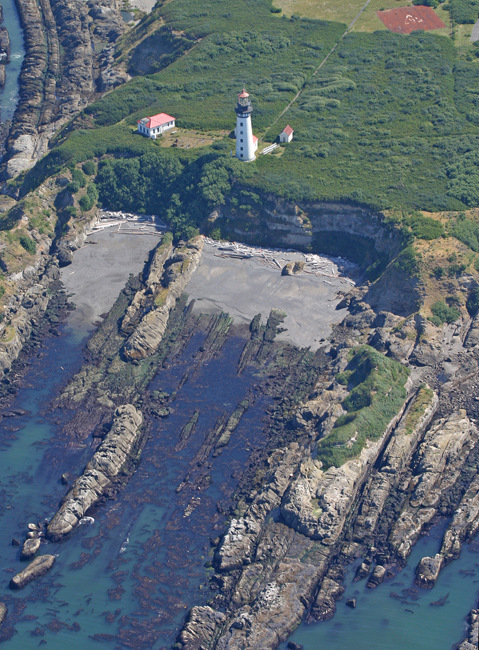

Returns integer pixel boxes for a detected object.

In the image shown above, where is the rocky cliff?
[3,0,126,179]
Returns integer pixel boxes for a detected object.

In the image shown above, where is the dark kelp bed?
[0,281,325,648]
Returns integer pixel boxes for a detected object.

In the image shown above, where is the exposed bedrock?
[20,536,41,560]
[310,575,344,621]
[0,603,6,628]
[389,410,479,562]
[366,565,386,589]
[351,386,438,545]
[4,0,125,179]
[120,234,174,333]
[179,607,226,650]
[458,606,479,650]
[0,25,10,62]
[9,554,55,589]
[415,554,442,589]
[47,404,143,541]
[281,385,410,544]
[123,236,203,360]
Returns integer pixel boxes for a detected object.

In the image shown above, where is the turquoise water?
[0,0,24,121]
[1,320,478,649]
[281,523,479,650]
[0,327,272,648]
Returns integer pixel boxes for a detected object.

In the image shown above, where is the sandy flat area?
[129,0,157,12]
[60,230,161,338]
[185,243,352,349]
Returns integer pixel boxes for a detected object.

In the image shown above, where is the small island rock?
[9,555,55,590]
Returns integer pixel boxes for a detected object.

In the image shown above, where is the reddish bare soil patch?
[376,6,445,33]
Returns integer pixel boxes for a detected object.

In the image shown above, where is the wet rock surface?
[9,555,55,589]
[47,404,143,541]
[20,537,40,560]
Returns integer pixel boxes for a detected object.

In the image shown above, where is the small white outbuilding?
[279,125,294,143]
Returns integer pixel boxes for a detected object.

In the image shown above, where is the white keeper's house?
[279,125,294,143]
[137,113,176,139]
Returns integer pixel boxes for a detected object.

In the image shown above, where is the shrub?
[82,160,96,176]
[413,0,438,6]
[467,286,479,315]
[408,211,444,240]
[430,300,461,324]
[67,181,80,194]
[317,346,409,469]
[71,168,87,188]
[393,246,420,277]
[270,6,281,12]
[79,183,99,212]
[444,0,479,24]
[19,235,36,254]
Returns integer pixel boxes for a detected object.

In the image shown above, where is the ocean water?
[0,317,478,648]
[0,0,24,121]
[280,523,479,650]
[0,324,273,648]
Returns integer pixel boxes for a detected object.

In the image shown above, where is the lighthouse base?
[236,154,256,162]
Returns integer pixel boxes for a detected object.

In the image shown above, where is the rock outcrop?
[389,410,478,561]
[47,404,143,541]
[415,554,442,589]
[123,236,203,360]
[20,537,41,560]
[9,554,55,589]
[178,606,226,650]
[3,0,125,178]
[0,603,6,628]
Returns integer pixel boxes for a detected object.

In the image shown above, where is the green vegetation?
[95,150,256,240]
[8,0,479,263]
[393,246,420,277]
[429,299,461,325]
[71,168,87,188]
[467,286,479,314]
[413,0,439,6]
[407,212,445,240]
[79,183,99,212]
[403,385,434,436]
[444,0,479,24]
[82,160,96,176]
[318,345,409,469]
[19,235,36,254]
[451,215,479,251]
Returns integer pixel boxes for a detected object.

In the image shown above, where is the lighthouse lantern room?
[235,88,257,161]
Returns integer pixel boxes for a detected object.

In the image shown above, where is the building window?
[240,139,243,143]
[241,154,243,158]
[240,130,243,134]
[240,147,243,150]
[240,122,243,126]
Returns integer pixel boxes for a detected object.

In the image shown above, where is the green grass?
[318,345,409,469]
[12,0,479,224]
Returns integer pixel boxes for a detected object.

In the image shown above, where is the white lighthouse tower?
[235,88,258,161]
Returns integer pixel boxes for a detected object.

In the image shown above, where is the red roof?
[238,89,249,98]
[137,113,175,129]
[253,135,258,143]
[376,6,445,33]
[282,125,293,136]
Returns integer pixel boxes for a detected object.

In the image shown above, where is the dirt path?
[261,0,372,140]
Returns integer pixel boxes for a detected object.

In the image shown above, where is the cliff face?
[3,0,127,179]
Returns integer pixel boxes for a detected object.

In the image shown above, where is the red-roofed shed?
[280,125,294,143]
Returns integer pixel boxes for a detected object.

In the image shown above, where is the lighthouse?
[235,88,258,161]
